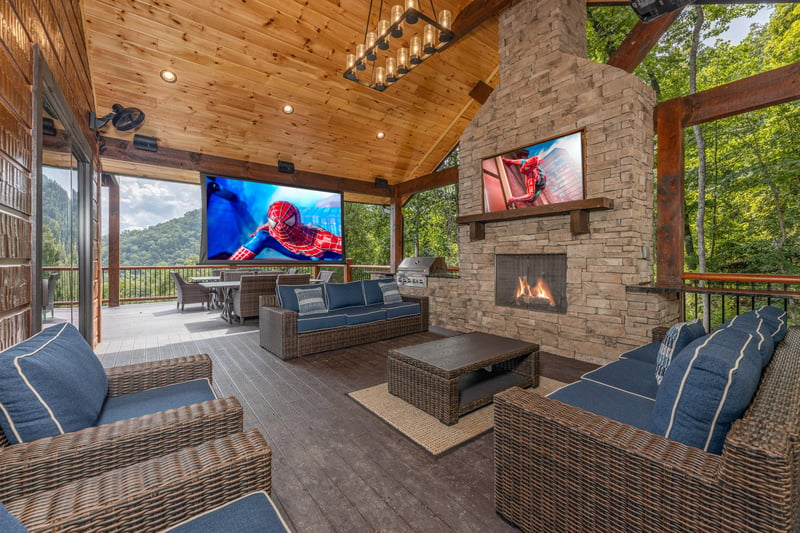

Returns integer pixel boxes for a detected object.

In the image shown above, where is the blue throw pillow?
[755,305,788,344]
[650,327,763,454]
[0,324,108,444]
[655,319,705,385]
[717,314,775,368]
[295,287,327,316]
[361,279,386,305]
[325,281,365,310]
[379,281,403,304]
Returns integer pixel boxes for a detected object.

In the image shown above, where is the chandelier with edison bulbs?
[344,0,455,91]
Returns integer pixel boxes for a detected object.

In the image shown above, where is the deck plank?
[92,302,594,532]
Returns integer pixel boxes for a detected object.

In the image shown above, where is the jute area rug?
[348,377,568,457]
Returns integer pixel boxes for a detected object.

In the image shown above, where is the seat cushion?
[650,327,763,454]
[655,319,706,385]
[296,312,348,333]
[164,491,290,533]
[581,358,659,401]
[327,306,388,326]
[383,301,421,319]
[96,379,215,426]
[0,502,28,533]
[0,323,108,444]
[618,342,660,364]
[548,380,654,431]
[325,281,366,310]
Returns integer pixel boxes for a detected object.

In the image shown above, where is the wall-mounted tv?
[201,174,344,264]
[481,129,586,213]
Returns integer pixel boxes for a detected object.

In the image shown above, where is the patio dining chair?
[171,272,210,311]
[41,272,59,321]
[0,323,243,503]
[313,270,335,283]
[1,429,291,532]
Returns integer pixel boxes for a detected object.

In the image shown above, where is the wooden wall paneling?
[1,1,33,77]
[0,212,31,259]
[655,98,685,288]
[0,154,31,214]
[0,265,31,310]
[0,103,33,177]
[0,310,30,351]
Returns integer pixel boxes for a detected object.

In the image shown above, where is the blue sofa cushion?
[755,305,788,343]
[276,284,318,312]
[581,359,659,401]
[548,380,654,431]
[618,342,660,365]
[650,327,763,454]
[717,314,775,367]
[325,281,366,310]
[164,491,290,533]
[384,301,421,320]
[296,313,348,333]
[655,319,705,385]
[379,281,403,304]
[294,287,327,316]
[326,306,388,326]
[96,378,215,426]
[0,502,28,533]
[0,323,108,444]
[361,279,387,305]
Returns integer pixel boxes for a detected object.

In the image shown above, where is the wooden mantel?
[456,197,614,239]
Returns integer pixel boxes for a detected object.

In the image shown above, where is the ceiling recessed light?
[160,70,177,83]
[282,104,294,114]
[376,131,385,139]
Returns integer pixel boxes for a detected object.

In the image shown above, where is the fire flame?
[515,276,556,306]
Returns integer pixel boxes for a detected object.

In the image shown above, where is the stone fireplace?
[496,254,567,314]
[400,0,681,363]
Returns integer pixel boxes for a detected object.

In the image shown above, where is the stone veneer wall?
[403,0,681,363]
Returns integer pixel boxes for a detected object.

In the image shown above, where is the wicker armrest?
[105,354,213,397]
[401,295,429,328]
[6,429,271,533]
[0,396,243,502]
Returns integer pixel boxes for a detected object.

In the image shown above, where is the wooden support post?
[469,222,485,241]
[570,210,590,235]
[655,98,685,288]
[389,192,404,273]
[344,258,353,282]
[103,174,121,307]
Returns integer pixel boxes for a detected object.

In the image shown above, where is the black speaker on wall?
[630,0,695,22]
[374,177,389,189]
[278,160,295,174]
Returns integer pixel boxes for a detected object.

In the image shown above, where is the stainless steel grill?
[395,257,447,288]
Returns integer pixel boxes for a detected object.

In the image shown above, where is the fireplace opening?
[496,254,567,313]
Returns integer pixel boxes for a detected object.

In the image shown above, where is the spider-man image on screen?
[203,175,344,262]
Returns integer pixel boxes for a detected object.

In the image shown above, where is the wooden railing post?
[344,258,353,282]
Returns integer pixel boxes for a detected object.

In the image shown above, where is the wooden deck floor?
[91,302,597,532]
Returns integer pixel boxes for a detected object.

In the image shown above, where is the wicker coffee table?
[387,332,539,425]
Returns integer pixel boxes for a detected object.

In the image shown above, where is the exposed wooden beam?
[452,0,514,38]
[393,166,459,197]
[101,174,121,307]
[607,9,683,73]
[98,136,391,198]
[655,98,685,289]
[680,62,800,126]
[469,80,495,104]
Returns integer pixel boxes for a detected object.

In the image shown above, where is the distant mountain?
[102,209,201,266]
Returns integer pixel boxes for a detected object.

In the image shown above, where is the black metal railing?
[682,273,799,329]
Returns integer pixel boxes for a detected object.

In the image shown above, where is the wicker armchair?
[4,429,275,532]
[494,326,800,532]
[171,272,210,311]
[232,273,279,323]
[220,270,258,281]
[276,273,311,286]
[0,354,243,503]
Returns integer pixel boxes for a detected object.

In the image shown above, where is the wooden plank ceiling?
[82,0,499,198]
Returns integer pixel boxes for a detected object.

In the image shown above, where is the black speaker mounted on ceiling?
[374,178,389,189]
[630,0,695,22]
[133,134,158,152]
[278,160,295,174]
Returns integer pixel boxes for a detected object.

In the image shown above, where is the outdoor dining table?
[190,275,221,282]
[198,280,240,323]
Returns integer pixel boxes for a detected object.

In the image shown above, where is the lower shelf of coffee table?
[458,370,531,409]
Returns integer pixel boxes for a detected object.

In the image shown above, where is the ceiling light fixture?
[344,0,454,92]
[282,104,294,114]
[160,70,177,83]
[376,131,386,139]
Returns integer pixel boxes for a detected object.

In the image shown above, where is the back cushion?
[0,324,109,444]
[654,319,706,385]
[650,327,763,454]
[717,314,775,368]
[325,281,365,310]
[361,279,386,305]
[755,305,788,343]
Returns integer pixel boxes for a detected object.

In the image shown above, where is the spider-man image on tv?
[203,175,344,263]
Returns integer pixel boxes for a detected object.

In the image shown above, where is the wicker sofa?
[259,279,428,359]
[495,312,797,532]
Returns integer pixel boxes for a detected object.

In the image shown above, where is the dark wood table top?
[389,332,538,378]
